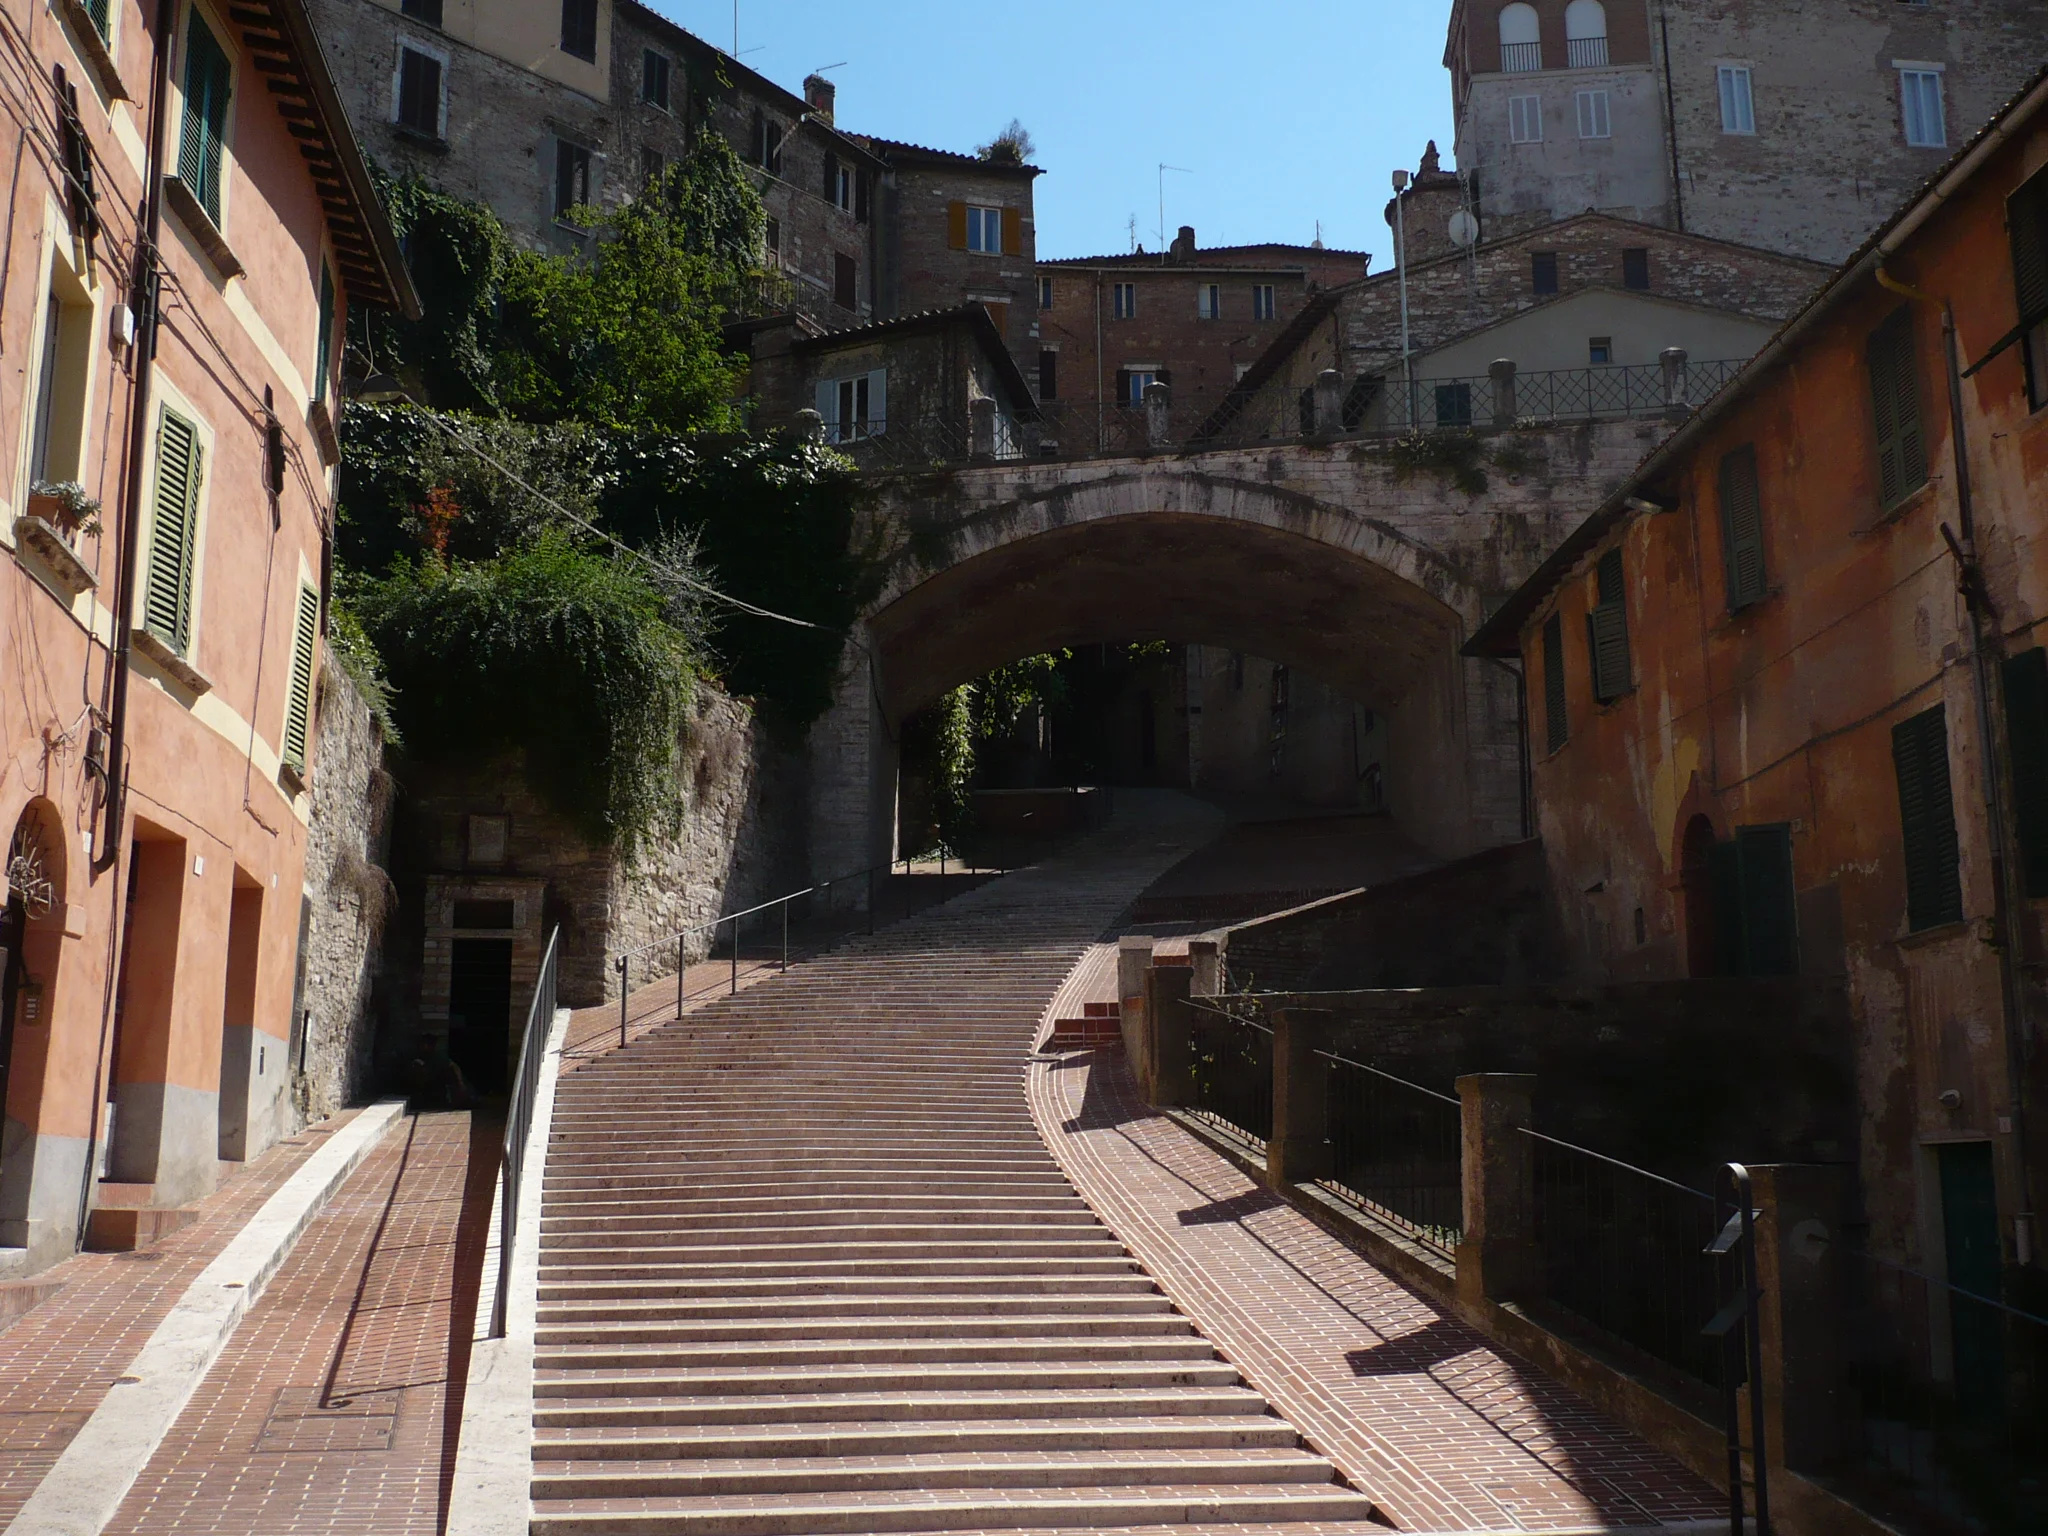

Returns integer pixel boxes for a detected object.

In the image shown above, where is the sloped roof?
[795,305,1040,416]
[857,137,1042,176]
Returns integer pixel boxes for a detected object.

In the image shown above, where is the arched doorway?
[1679,813,1719,978]
[2,803,65,1202]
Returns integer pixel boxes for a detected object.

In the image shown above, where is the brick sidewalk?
[102,1110,497,1535]
[1029,1051,1724,1534]
[0,1109,363,1525]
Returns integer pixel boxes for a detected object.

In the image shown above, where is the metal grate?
[1320,1051,1462,1256]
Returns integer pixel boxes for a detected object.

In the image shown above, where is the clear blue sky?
[642,0,1458,270]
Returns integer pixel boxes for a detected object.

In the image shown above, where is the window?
[1197,282,1221,320]
[1531,250,1558,294]
[1868,305,1928,509]
[401,0,441,20]
[1120,368,1158,405]
[313,263,334,405]
[1038,348,1057,401]
[1499,1,1540,71]
[965,204,1004,252]
[642,49,671,110]
[1564,0,1607,67]
[281,583,320,776]
[1893,704,1963,930]
[1433,381,1472,427]
[1899,67,1946,149]
[2007,168,2048,410]
[2003,648,2048,896]
[1542,611,1567,751]
[144,407,204,657]
[394,44,443,138]
[1576,89,1611,139]
[560,0,597,61]
[640,146,664,185]
[822,153,855,210]
[1622,246,1649,290]
[1717,65,1755,134]
[750,110,783,174]
[1509,94,1543,144]
[553,139,591,220]
[833,252,857,309]
[1588,336,1612,365]
[1711,826,1800,976]
[1114,281,1136,319]
[177,6,233,226]
[26,272,90,487]
[82,0,111,38]
[763,217,780,262]
[1717,443,1766,610]
[1038,275,1054,310]
[815,370,886,443]
[1586,547,1629,703]
[1252,283,1275,320]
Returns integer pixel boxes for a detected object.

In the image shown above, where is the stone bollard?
[1748,1164,1850,1474]
[1143,379,1172,449]
[1147,962,1195,1108]
[1488,359,1518,427]
[1187,937,1221,998]
[1313,369,1343,437]
[1661,346,1690,415]
[969,397,997,459]
[1267,1007,1333,1186]
[1454,1073,1539,1306]
[1116,935,1154,1066]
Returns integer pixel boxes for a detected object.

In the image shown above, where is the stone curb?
[446,1005,571,1536]
[1,1098,408,1536]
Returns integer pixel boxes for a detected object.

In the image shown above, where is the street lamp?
[1392,168,1412,428]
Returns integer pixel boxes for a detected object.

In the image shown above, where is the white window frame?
[1251,283,1275,321]
[815,369,888,443]
[834,164,855,212]
[1197,282,1221,320]
[1113,281,1137,320]
[1896,64,1946,149]
[391,36,449,139]
[1509,94,1543,144]
[966,204,1004,253]
[1121,367,1159,406]
[1576,89,1611,140]
[17,200,101,507]
[1717,64,1755,135]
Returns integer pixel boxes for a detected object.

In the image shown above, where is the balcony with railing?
[1566,34,1608,67]
[1499,40,1542,71]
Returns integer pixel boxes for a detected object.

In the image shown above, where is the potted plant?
[26,480,102,541]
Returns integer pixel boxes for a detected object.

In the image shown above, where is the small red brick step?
[1042,1017,1122,1052]
[84,1184,201,1252]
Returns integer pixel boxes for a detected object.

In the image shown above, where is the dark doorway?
[1937,1141,2004,1412]
[448,938,513,1096]
[0,896,23,1138]
[1681,815,1717,977]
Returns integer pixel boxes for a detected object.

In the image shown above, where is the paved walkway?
[0,1111,361,1525]
[1029,1049,1725,1532]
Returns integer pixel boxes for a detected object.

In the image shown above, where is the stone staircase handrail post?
[1454,1072,1539,1306]
[1117,935,1154,1067]
[1489,359,1518,427]
[1148,962,1196,1108]
[1267,1006,1333,1187]
[1143,379,1172,451]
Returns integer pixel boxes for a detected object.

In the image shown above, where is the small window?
[965,204,1004,252]
[554,139,591,221]
[465,819,509,868]
[178,6,233,226]
[1509,94,1543,144]
[1622,246,1649,290]
[2007,168,2048,411]
[395,45,443,138]
[1114,281,1136,320]
[281,583,320,775]
[751,112,784,175]
[1197,282,1221,320]
[1038,275,1054,310]
[1868,305,1928,509]
[313,263,335,405]
[144,407,205,657]
[815,370,887,442]
[642,49,671,111]
[1576,89,1611,139]
[400,0,442,22]
[1893,704,1963,930]
[1717,64,1755,134]
[1433,381,1473,427]
[1038,348,1057,401]
[1588,336,1612,365]
[1120,368,1157,405]
[560,0,598,61]
[834,252,857,309]
[764,217,780,260]
[641,145,664,185]
[1542,611,1567,751]
[1531,250,1559,294]
[837,165,855,212]
[1252,283,1275,320]
[1499,0,1541,71]
[1899,68,1946,149]
[1586,547,1629,703]
[1718,443,1767,610]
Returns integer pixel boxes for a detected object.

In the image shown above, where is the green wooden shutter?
[84,0,110,37]
[179,10,232,225]
[1542,611,1567,751]
[1869,307,1928,510]
[282,585,320,773]
[2003,647,2048,897]
[1735,824,1799,976]
[1588,548,1630,703]
[1892,704,1963,931]
[1718,443,1767,610]
[2009,171,2048,334]
[144,410,203,655]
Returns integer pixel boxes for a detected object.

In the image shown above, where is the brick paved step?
[535,1362,1245,1398]
[540,1238,1127,1265]
[539,1257,1148,1283]
[541,1222,1108,1250]
[538,1309,1184,1340]
[531,1450,1339,1500]
[543,1171,1075,1195]
[534,1389,1275,1432]
[538,1337,1216,1372]
[527,1486,1381,1536]
[543,1181,1078,1204]
[538,1293,1173,1325]
[538,1274,1165,1303]
[536,1417,1299,1461]
[543,1204,1099,1233]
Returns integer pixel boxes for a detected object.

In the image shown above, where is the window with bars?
[2007,167,2048,411]
[1868,305,1928,510]
[395,44,443,138]
[1899,68,1946,148]
[2002,648,2048,897]
[560,0,597,61]
[178,7,232,226]
[1717,65,1755,134]
[1252,284,1275,320]
[1717,443,1767,611]
[1892,704,1963,931]
[1542,611,1567,752]
[281,584,320,775]
[1509,94,1542,144]
[144,407,204,657]
[1586,547,1629,703]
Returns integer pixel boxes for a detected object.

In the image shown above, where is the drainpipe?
[1093,268,1104,454]
[1657,6,1685,232]
[1879,263,2037,1266]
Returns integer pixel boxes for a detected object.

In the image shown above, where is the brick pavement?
[0,1110,360,1526]
[1028,1050,1725,1532]
[100,1110,497,1535]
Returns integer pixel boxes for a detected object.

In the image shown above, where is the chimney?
[1169,225,1196,263]
[803,74,835,124]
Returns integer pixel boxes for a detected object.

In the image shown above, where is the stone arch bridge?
[807,422,1662,876]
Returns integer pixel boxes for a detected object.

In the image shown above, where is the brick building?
[1448,0,2048,262]
[0,0,412,1270]
[1466,64,2048,1333]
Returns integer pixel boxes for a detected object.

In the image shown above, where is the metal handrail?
[492,924,560,1339]
[1316,1047,1461,1106]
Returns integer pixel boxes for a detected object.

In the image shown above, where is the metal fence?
[1186,999,1273,1147]
[1524,1127,1728,1387]
[832,410,1032,470]
[492,924,560,1339]
[1320,1051,1463,1256]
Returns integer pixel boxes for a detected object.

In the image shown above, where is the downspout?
[1093,268,1104,453]
[1879,262,2037,1266]
[1658,6,1685,232]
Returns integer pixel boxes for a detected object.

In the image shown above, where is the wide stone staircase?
[531,811,1387,1534]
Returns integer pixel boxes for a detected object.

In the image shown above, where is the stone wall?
[874,146,1040,363]
[294,660,396,1124]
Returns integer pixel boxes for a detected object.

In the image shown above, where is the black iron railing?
[1320,1051,1463,1256]
[1186,999,1272,1147]
[492,924,560,1339]
[1524,1126,1728,1387]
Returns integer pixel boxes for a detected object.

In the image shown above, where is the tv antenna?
[1158,163,1192,251]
